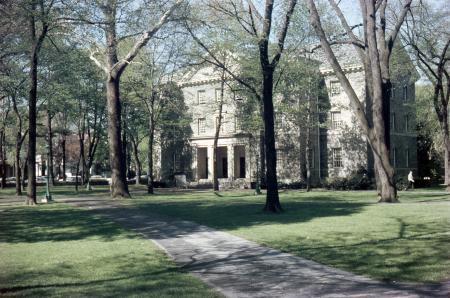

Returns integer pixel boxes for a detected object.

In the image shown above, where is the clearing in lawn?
[127,189,450,284]
[0,200,221,297]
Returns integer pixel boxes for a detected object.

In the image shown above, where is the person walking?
[406,170,414,190]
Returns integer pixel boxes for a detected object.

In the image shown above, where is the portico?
[192,138,251,186]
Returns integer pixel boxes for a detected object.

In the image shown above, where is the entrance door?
[239,157,246,178]
[222,158,228,178]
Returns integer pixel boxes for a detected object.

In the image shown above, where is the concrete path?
[61,196,448,298]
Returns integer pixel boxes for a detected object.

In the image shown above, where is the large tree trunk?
[25,0,49,205]
[106,78,130,197]
[307,0,397,202]
[26,45,38,205]
[262,69,281,212]
[374,154,397,201]
[381,81,392,149]
[147,116,155,194]
[96,0,182,198]
[366,2,397,202]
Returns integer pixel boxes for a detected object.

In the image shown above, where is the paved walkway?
[60,196,447,298]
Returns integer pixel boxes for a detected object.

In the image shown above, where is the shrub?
[278,181,307,189]
[395,176,409,190]
[324,169,373,190]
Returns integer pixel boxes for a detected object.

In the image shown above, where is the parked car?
[66,176,82,182]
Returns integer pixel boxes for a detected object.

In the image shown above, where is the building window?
[215,116,224,132]
[405,115,410,132]
[275,114,285,129]
[330,81,340,96]
[391,113,396,130]
[198,90,206,104]
[406,148,410,167]
[234,116,241,132]
[198,118,206,134]
[215,88,222,102]
[331,111,342,129]
[403,86,408,102]
[276,150,285,170]
[332,148,343,168]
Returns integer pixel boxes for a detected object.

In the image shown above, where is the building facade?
[168,45,417,187]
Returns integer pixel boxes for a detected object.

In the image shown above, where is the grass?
[0,201,221,297]
[2,185,449,285]
[127,189,450,284]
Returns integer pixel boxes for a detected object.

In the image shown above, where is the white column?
[207,145,214,181]
[191,146,198,181]
[227,145,234,180]
[245,145,251,181]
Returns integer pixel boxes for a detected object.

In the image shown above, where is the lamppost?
[42,144,52,203]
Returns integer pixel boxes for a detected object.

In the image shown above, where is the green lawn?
[128,189,450,284]
[0,201,221,297]
[2,185,449,287]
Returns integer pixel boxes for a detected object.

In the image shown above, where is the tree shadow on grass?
[0,206,136,244]
[129,197,369,231]
[1,252,219,297]
[276,221,450,284]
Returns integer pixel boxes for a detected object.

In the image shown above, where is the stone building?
[176,67,256,188]
[166,44,417,187]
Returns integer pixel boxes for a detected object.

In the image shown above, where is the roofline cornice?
[178,64,365,88]
[320,64,364,76]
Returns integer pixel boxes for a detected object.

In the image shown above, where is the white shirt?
[408,172,414,182]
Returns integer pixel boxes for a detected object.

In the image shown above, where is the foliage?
[159,83,193,180]
[416,85,443,181]
[323,169,373,191]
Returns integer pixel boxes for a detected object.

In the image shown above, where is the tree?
[158,84,192,182]
[123,35,187,193]
[26,0,54,205]
[67,0,184,198]
[187,0,298,212]
[306,0,413,202]
[212,66,227,191]
[1,68,28,195]
[275,57,323,191]
[122,101,146,186]
[403,1,450,189]
[11,90,28,195]
[415,85,442,181]
[0,96,10,189]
